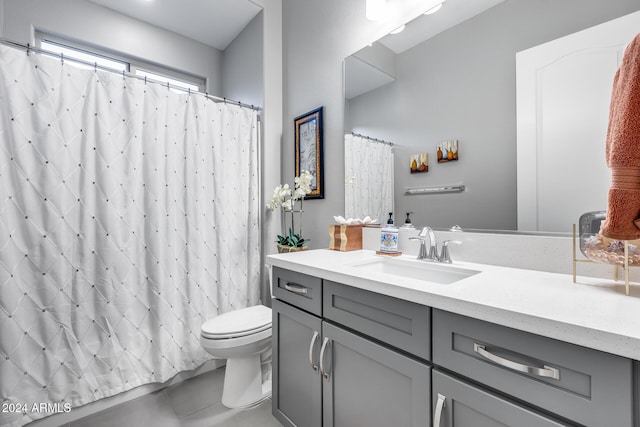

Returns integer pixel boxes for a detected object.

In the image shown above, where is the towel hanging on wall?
[601,32,640,240]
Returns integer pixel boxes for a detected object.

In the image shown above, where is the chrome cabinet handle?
[473,343,560,380]
[308,331,319,373]
[433,393,446,427]
[283,281,308,295]
[319,337,331,381]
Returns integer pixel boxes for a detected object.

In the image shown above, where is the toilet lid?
[201,305,272,339]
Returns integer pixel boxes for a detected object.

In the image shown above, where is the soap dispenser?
[380,212,399,253]
[401,212,415,229]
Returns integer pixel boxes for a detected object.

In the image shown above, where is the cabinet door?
[431,371,570,427]
[272,299,322,427]
[321,322,430,427]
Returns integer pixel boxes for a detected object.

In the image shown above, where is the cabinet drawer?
[432,370,568,426]
[272,267,322,316]
[323,280,430,360]
[433,310,633,427]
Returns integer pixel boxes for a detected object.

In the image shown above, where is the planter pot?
[277,244,309,254]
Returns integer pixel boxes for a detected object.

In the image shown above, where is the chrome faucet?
[409,227,439,261]
[410,227,462,263]
[426,227,439,261]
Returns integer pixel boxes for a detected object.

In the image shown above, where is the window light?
[40,40,128,72]
[135,69,200,93]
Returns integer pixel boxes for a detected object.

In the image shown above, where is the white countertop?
[267,249,640,361]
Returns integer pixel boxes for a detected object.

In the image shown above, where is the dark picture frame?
[294,106,324,199]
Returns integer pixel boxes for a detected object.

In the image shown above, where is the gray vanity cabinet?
[272,266,639,426]
[272,299,322,427]
[271,267,432,427]
[431,371,567,427]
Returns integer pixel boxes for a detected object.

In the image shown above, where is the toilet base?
[221,355,272,409]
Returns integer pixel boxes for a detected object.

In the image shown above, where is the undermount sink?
[351,258,481,284]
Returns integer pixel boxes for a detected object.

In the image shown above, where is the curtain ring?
[144,76,147,85]
[60,52,64,65]
[94,62,97,72]
[26,43,30,56]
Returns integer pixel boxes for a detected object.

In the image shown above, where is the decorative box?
[328,225,363,251]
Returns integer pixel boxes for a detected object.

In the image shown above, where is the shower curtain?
[344,133,394,223]
[0,44,260,426]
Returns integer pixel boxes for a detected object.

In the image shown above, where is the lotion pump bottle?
[380,212,399,253]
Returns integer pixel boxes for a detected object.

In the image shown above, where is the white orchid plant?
[267,170,314,248]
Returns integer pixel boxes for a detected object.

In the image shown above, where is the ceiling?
[345,0,505,99]
[86,0,262,51]
[380,0,504,53]
[86,0,503,53]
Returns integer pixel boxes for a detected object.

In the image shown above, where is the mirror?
[344,0,640,233]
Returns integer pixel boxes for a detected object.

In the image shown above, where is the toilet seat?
[201,305,272,340]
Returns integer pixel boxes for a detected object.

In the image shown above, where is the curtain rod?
[0,37,262,112]
[349,132,394,146]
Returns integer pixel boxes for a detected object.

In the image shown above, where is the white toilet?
[200,304,272,408]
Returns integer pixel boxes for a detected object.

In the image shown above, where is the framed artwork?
[294,107,324,199]
[410,152,429,173]
[437,140,459,163]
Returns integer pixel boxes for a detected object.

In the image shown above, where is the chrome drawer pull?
[433,393,446,427]
[283,281,308,295]
[308,331,319,373]
[473,343,560,380]
[319,337,331,381]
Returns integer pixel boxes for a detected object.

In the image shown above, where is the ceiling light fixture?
[424,1,445,15]
[389,24,406,35]
[366,0,386,21]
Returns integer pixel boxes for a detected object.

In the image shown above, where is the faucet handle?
[409,236,428,260]
[439,240,462,264]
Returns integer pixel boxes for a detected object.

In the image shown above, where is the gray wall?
[223,11,264,108]
[283,0,640,245]
[1,0,224,95]
[346,0,640,231]
[282,0,428,249]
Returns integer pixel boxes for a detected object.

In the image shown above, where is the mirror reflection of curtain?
[344,133,394,222]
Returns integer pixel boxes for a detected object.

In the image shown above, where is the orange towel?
[601,33,640,240]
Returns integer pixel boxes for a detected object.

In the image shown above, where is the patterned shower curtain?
[344,133,394,223]
[0,44,260,426]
